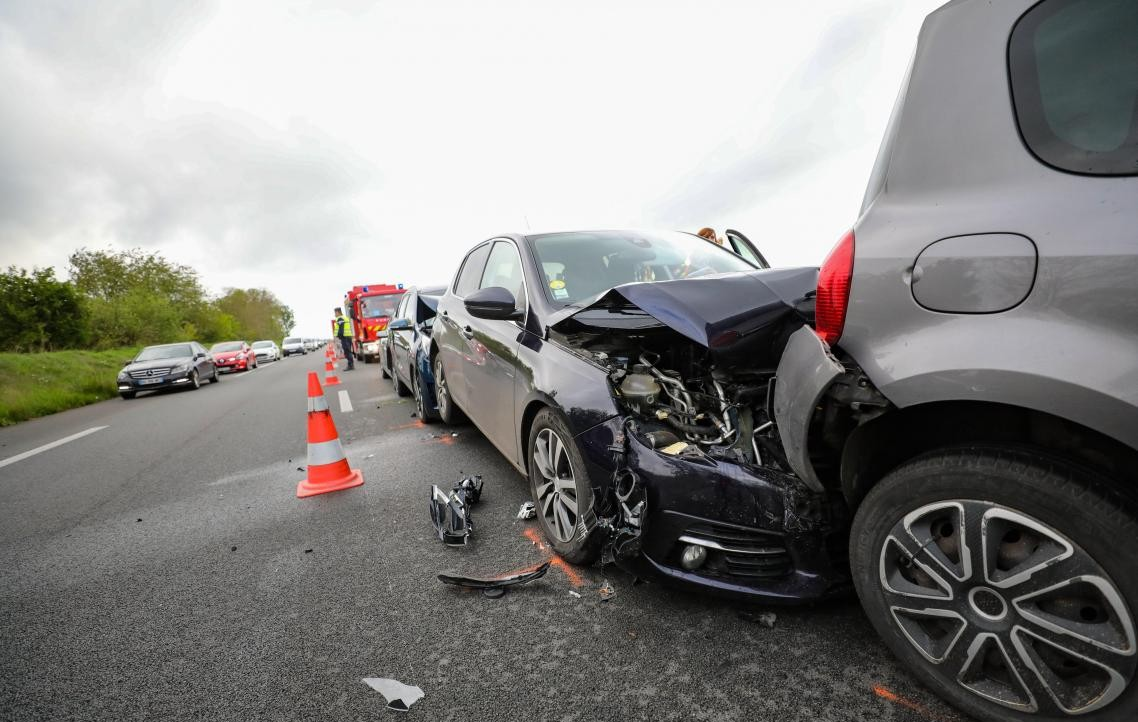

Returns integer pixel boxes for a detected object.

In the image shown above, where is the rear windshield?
[136,344,193,361]
[210,342,244,352]
[1009,0,1138,175]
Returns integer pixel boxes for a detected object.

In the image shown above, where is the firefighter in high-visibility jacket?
[334,307,355,370]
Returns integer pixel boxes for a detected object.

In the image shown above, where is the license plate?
[139,378,162,385]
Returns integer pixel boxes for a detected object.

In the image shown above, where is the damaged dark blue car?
[431,230,849,602]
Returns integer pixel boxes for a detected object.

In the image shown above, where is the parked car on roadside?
[770,1,1138,719]
[381,285,446,421]
[281,337,307,357]
[251,340,280,363]
[431,230,846,600]
[210,341,257,373]
[117,342,219,399]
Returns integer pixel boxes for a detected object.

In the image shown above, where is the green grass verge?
[0,348,139,426]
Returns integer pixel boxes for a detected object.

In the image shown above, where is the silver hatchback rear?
[773,0,1138,720]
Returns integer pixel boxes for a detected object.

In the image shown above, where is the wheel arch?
[841,400,1138,510]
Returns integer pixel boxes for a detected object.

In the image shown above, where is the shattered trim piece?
[437,561,551,590]
[362,677,424,712]
[429,475,483,546]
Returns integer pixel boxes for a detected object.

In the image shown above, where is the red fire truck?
[339,284,405,363]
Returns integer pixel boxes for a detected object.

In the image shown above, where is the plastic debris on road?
[429,475,483,546]
[516,501,536,520]
[738,610,777,628]
[568,590,581,599]
[362,677,424,712]
[599,580,616,601]
[437,561,551,599]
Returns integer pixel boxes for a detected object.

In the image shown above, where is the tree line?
[0,248,294,352]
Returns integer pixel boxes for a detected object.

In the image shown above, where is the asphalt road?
[0,352,969,721]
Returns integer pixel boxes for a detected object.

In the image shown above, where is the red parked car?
[210,341,258,373]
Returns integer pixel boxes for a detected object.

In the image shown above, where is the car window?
[480,241,527,313]
[1009,0,1138,175]
[454,243,492,297]
[727,233,765,268]
[396,293,410,320]
[211,342,244,352]
[136,344,193,361]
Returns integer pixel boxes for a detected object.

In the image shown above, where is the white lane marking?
[338,390,354,413]
[0,426,108,470]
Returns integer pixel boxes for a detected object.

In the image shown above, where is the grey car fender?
[773,325,845,492]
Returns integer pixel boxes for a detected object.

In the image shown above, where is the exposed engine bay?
[547,267,819,474]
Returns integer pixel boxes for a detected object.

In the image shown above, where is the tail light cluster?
[815,230,855,347]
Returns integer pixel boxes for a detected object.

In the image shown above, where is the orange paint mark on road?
[386,420,426,431]
[523,527,585,587]
[872,685,950,722]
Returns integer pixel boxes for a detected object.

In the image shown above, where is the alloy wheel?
[413,373,426,418]
[878,500,1136,716]
[434,358,449,417]
[532,428,579,543]
[190,370,200,389]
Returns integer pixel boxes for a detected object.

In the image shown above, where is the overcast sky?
[0,0,944,337]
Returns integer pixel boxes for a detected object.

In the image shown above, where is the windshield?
[283,337,300,344]
[529,230,756,306]
[136,344,193,361]
[210,342,244,352]
[359,294,401,318]
[252,341,273,348]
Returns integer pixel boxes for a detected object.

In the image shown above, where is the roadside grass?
[0,348,138,426]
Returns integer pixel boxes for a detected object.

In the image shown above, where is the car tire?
[120,392,135,400]
[412,371,437,423]
[210,368,220,383]
[527,408,602,565]
[381,350,391,379]
[189,370,201,390]
[433,355,466,425]
[850,446,1138,722]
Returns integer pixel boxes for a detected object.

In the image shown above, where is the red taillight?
[816,230,855,347]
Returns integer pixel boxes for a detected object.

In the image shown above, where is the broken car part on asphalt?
[362,677,424,712]
[429,475,483,546]
[516,501,536,520]
[437,561,550,591]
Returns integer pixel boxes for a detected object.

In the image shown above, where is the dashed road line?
[338,390,354,413]
[0,426,109,470]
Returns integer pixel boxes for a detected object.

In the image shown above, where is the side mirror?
[388,318,412,331]
[465,286,523,321]
[194,352,206,359]
[124,359,134,366]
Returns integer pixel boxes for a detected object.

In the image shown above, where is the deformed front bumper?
[577,417,850,603]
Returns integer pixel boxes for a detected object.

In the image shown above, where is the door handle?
[461,325,475,339]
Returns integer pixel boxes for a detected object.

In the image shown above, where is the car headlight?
[117,372,128,381]
[174,361,191,372]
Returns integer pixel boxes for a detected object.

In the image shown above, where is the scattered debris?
[410,411,417,418]
[737,610,777,628]
[599,580,617,601]
[365,454,375,459]
[450,432,459,438]
[304,548,313,554]
[362,677,424,712]
[136,518,142,523]
[296,466,304,472]
[429,475,483,546]
[230,546,237,552]
[516,501,536,520]
[568,590,581,599]
[438,561,551,596]
[627,631,637,639]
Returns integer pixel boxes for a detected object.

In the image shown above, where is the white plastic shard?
[362,677,424,712]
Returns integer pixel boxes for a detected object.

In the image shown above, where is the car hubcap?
[878,500,1135,715]
[532,428,578,544]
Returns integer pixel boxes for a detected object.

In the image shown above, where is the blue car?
[381,285,446,421]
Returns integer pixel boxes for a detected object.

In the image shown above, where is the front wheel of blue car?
[527,408,600,565]
[412,372,437,423]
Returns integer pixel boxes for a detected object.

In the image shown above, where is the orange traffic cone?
[298,372,363,498]
[324,359,341,386]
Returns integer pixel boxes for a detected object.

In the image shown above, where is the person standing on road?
[334,307,355,371]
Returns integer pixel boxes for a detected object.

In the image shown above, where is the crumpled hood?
[548,267,817,368]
